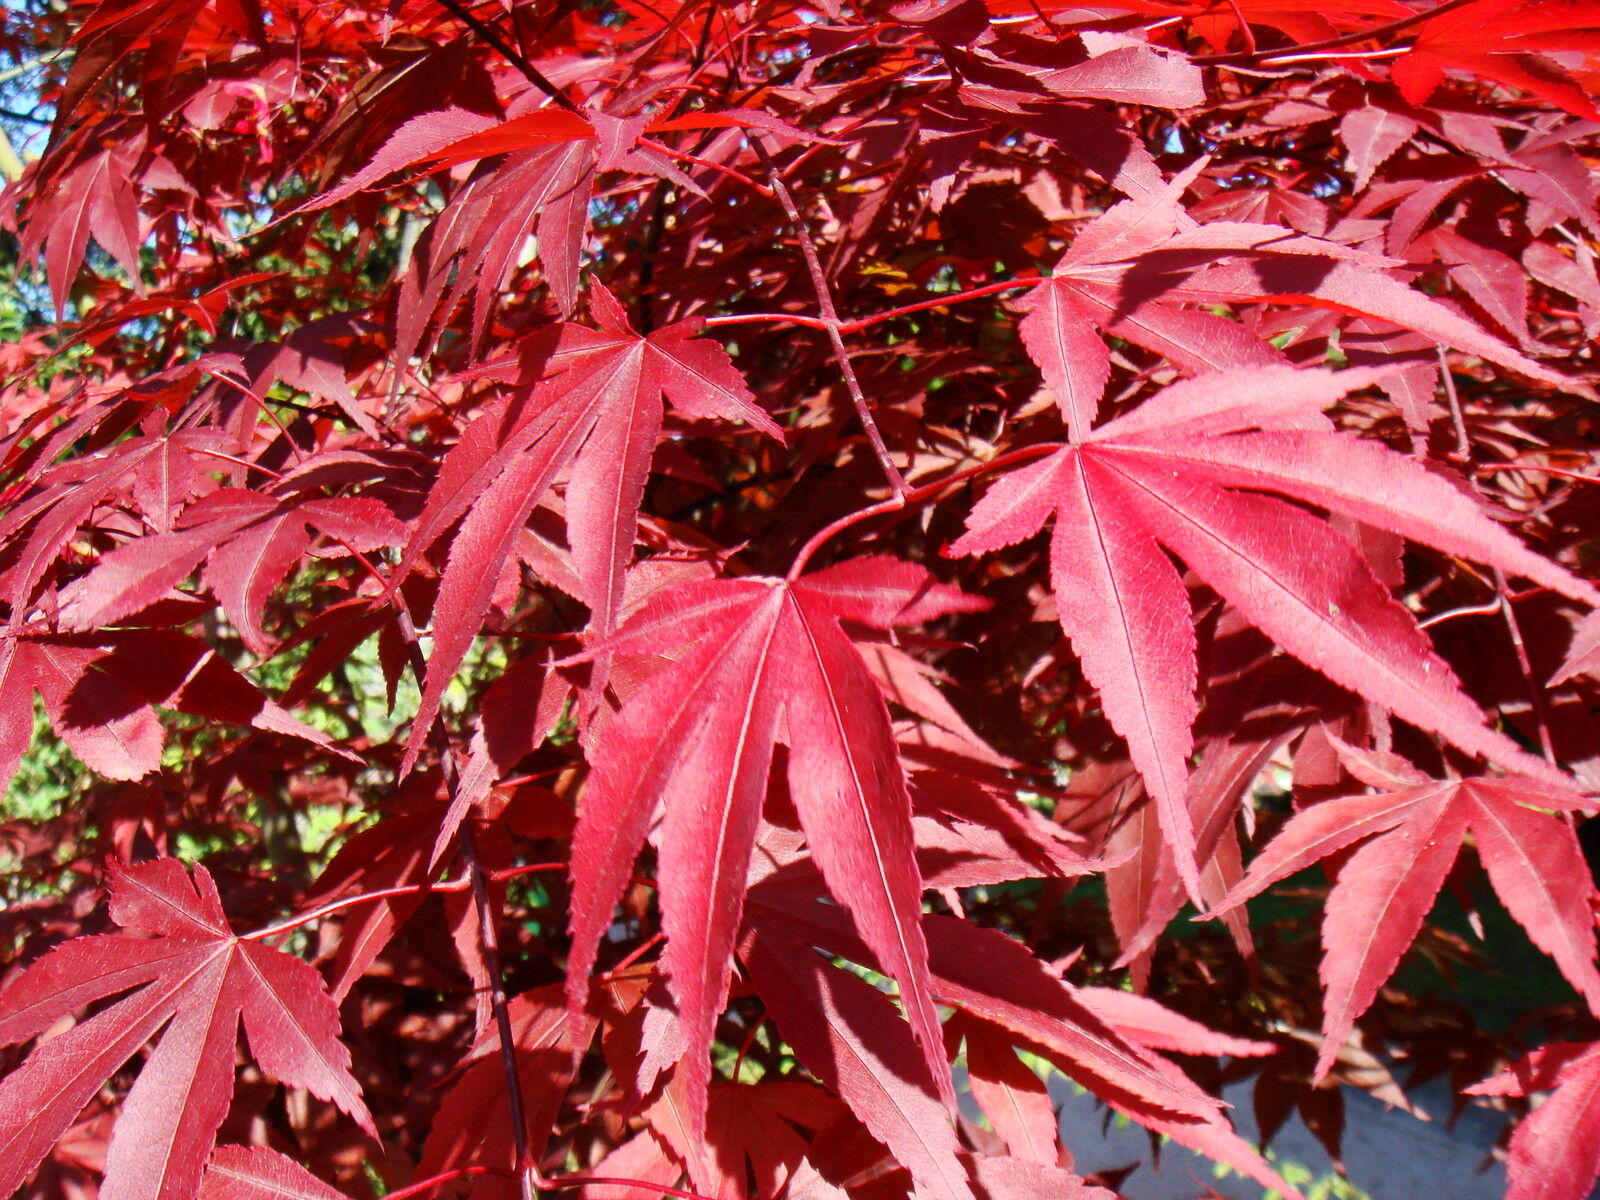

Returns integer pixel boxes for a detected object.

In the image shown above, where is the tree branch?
[431,0,583,115]
[752,138,908,497]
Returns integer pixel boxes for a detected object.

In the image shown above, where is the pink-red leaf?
[0,859,372,1199]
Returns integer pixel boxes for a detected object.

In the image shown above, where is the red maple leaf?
[400,283,780,771]
[1211,742,1600,1077]
[0,858,374,1200]
[566,556,988,1137]
[952,364,1598,898]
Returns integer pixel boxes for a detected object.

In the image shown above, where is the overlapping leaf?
[0,858,373,1200]
[954,364,1598,898]
[567,557,987,1137]
[400,286,780,771]
[1212,745,1600,1077]
[1390,0,1600,121]
[741,889,1303,1200]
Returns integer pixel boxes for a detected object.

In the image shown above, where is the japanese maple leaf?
[0,858,374,1200]
[17,134,145,319]
[952,364,1599,899]
[1015,161,1289,437]
[293,102,595,329]
[48,0,239,137]
[1186,0,1409,52]
[300,101,693,345]
[1390,0,1600,122]
[1064,0,1408,52]
[400,284,780,771]
[566,556,988,1139]
[739,918,976,1200]
[0,634,163,787]
[1210,745,1600,1078]
[223,319,384,439]
[946,1012,1061,1165]
[1554,608,1600,685]
[645,1074,851,1200]
[0,625,348,794]
[1339,104,1420,194]
[1466,1038,1600,1200]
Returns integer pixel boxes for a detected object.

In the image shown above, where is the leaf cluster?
[3,3,1600,1200]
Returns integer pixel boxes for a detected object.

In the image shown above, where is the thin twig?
[382,1164,722,1200]
[1437,352,1557,761]
[244,880,467,940]
[1494,567,1557,761]
[701,277,1040,336]
[0,48,68,87]
[637,182,674,333]
[1259,46,1409,64]
[1438,347,1472,462]
[788,497,905,581]
[431,0,583,115]
[1223,0,1258,55]
[644,140,773,195]
[1418,599,1505,630]
[841,279,1038,334]
[606,930,666,977]
[389,602,544,1200]
[382,1166,510,1200]
[241,863,567,941]
[702,310,834,332]
[461,822,540,1200]
[189,447,287,480]
[539,1174,720,1200]
[787,440,1061,578]
[751,138,908,496]
[730,1010,766,1079]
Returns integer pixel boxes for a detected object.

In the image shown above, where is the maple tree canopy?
[1,1,1599,1199]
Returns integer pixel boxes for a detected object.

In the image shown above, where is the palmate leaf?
[1339,104,1419,193]
[291,102,597,332]
[55,486,405,652]
[0,859,373,1200]
[1015,161,1290,437]
[1069,0,1409,53]
[17,135,145,319]
[399,285,780,772]
[1016,160,1584,438]
[0,627,347,794]
[566,557,988,1138]
[1211,745,1600,1078]
[953,364,1598,899]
